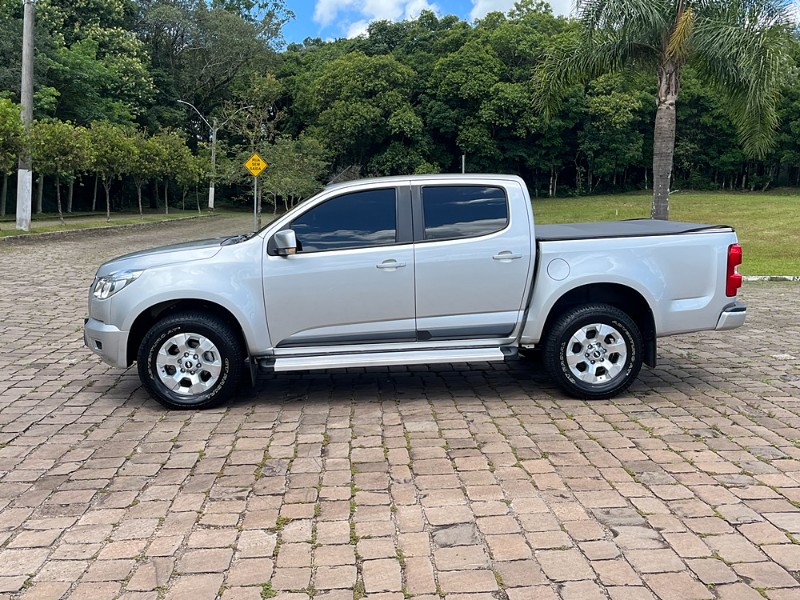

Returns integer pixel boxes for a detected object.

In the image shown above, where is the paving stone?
[732,561,799,589]
[434,545,490,570]
[362,559,402,593]
[536,549,594,582]
[643,572,713,600]
[437,569,499,594]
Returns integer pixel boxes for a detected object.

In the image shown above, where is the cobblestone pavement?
[1,215,799,600]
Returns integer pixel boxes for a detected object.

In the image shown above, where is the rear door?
[413,184,532,341]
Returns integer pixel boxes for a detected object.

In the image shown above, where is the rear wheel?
[543,304,642,400]
[137,311,243,409]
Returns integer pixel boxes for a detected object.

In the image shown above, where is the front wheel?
[543,304,643,400]
[137,311,243,409]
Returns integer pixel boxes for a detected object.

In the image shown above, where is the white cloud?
[314,0,357,27]
[469,0,573,21]
[314,0,439,28]
[346,19,370,38]
[314,0,440,38]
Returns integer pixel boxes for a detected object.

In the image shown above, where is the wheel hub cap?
[156,333,222,396]
[565,323,628,385]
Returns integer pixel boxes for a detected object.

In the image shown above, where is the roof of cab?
[324,173,525,192]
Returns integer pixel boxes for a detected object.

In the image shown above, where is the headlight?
[92,270,143,300]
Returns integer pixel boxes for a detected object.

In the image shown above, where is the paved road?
[0,215,799,600]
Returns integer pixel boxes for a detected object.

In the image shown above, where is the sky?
[281,0,574,44]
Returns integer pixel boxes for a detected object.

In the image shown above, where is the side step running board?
[272,347,509,373]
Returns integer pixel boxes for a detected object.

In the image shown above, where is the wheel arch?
[541,283,657,367]
[126,300,249,367]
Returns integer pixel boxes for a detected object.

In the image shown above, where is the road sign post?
[244,153,268,232]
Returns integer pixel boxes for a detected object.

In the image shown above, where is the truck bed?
[535,219,733,242]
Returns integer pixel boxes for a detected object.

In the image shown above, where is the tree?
[129,129,159,217]
[533,0,794,219]
[0,98,24,216]
[87,121,132,222]
[150,129,191,215]
[29,119,89,223]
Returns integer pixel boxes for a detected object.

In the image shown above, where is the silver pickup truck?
[85,174,747,409]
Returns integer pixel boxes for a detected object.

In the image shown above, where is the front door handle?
[493,252,523,261]
[377,260,406,270]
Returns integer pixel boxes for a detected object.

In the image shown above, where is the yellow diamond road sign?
[244,153,267,177]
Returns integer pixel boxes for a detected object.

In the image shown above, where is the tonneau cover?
[535,219,732,242]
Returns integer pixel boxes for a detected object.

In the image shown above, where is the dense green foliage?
[0,0,799,215]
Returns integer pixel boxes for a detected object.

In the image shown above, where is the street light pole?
[177,100,252,211]
[209,117,218,211]
[177,100,216,210]
[16,0,35,232]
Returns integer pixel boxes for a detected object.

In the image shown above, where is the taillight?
[726,244,742,297]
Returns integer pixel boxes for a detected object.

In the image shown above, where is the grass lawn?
[532,190,800,276]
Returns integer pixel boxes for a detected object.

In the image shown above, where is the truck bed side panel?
[521,230,739,344]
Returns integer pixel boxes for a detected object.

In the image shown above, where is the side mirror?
[274,229,297,256]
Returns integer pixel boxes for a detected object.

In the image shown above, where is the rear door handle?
[377,260,406,270]
[493,252,523,261]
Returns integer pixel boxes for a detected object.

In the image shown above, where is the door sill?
[267,347,512,372]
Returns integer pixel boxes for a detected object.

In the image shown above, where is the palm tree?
[533,1,794,219]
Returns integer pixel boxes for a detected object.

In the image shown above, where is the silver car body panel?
[520,229,741,344]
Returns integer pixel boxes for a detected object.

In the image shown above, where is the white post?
[209,120,218,210]
[16,0,35,232]
[462,154,466,174]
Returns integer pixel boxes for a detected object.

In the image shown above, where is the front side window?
[422,186,508,241]
[291,188,397,253]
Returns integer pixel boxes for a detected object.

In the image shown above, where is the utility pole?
[16,0,35,232]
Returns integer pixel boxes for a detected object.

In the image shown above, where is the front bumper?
[84,317,129,368]
[715,302,747,331]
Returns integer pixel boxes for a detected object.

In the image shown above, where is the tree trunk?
[35,173,44,214]
[652,61,680,220]
[136,183,143,218]
[67,179,74,213]
[0,173,7,216]
[151,180,158,210]
[103,180,111,222]
[164,180,169,215]
[92,174,98,211]
[55,175,64,225]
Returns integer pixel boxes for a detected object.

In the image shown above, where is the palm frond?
[576,0,672,35]
[667,6,695,62]
[531,28,655,121]
[692,1,794,157]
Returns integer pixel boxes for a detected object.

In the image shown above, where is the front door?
[263,186,415,349]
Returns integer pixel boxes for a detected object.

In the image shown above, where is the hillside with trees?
[1,0,799,217]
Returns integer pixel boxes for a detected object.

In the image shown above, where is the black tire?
[543,304,643,400]
[137,311,243,409]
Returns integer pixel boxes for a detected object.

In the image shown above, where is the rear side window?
[291,188,397,252]
[422,186,508,241]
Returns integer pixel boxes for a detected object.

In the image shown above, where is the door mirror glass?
[274,229,297,256]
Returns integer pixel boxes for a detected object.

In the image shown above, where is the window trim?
[412,184,510,244]
[268,186,412,256]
